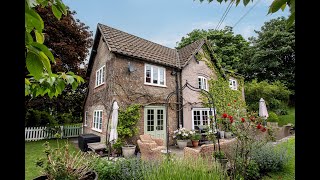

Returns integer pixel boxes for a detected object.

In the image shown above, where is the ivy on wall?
[195,43,246,116]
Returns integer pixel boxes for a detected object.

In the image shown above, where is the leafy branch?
[25,0,84,98]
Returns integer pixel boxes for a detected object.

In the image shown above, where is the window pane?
[102,67,105,83]
[159,68,164,85]
[146,65,151,83]
[198,78,202,89]
[153,67,158,84]
[98,70,102,85]
[204,78,207,90]
[96,71,99,85]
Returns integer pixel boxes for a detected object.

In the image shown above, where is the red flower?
[250,116,255,122]
[228,103,231,106]
[261,127,267,132]
[257,124,262,129]
[229,119,234,123]
[241,118,245,123]
[228,115,233,120]
[222,113,228,118]
[234,100,237,102]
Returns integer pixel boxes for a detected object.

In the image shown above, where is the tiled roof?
[177,39,205,67]
[96,23,206,69]
[98,23,179,67]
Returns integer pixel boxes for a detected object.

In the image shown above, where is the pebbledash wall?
[84,36,178,145]
[181,49,218,130]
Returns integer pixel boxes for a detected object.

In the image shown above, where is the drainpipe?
[178,70,183,128]
[174,69,179,129]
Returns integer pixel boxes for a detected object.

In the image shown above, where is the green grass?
[278,107,295,126]
[25,138,79,180]
[262,136,295,180]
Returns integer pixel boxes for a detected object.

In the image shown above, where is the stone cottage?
[83,23,244,145]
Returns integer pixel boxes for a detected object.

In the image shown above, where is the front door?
[144,106,166,143]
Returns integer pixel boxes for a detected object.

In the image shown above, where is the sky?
[63,0,290,49]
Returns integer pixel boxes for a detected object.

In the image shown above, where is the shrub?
[251,144,289,174]
[142,157,227,179]
[114,104,141,152]
[245,160,260,180]
[36,141,99,180]
[94,158,150,180]
[245,80,291,112]
[25,109,57,127]
[267,111,279,122]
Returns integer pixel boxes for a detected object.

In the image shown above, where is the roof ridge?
[98,23,175,51]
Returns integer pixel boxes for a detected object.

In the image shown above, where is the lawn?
[278,107,295,126]
[262,136,295,180]
[25,138,79,180]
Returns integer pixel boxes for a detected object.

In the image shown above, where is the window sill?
[144,83,167,88]
[91,128,102,133]
[84,124,87,127]
[94,83,105,89]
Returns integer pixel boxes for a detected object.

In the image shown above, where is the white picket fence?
[25,123,83,141]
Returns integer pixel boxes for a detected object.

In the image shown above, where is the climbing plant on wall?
[196,44,246,116]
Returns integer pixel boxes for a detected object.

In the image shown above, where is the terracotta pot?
[191,140,199,147]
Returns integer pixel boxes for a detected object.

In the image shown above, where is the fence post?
[60,126,64,139]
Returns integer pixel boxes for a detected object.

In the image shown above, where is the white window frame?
[92,110,103,132]
[198,76,208,91]
[229,79,237,90]
[192,108,214,130]
[95,65,105,87]
[144,64,166,87]
[84,111,88,126]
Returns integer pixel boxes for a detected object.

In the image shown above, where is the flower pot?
[122,145,136,158]
[176,140,188,149]
[217,158,228,169]
[219,131,225,139]
[191,140,199,147]
[224,131,232,139]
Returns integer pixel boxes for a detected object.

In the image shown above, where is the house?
[83,23,245,145]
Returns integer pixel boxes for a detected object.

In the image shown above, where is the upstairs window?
[198,76,208,91]
[145,64,166,86]
[95,65,105,87]
[229,79,237,90]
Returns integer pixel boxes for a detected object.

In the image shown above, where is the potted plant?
[114,104,141,158]
[205,127,217,144]
[173,127,191,149]
[35,141,99,180]
[190,131,201,147]
[213,151,228,169]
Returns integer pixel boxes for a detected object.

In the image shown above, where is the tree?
[241,17,295,97]
[177,26,250,72]
[25,5,93,125]
[197,0,295,27]
[35,6,93,74]
[25,0,85,98]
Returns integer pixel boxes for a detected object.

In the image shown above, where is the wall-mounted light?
[128,62,135,73]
